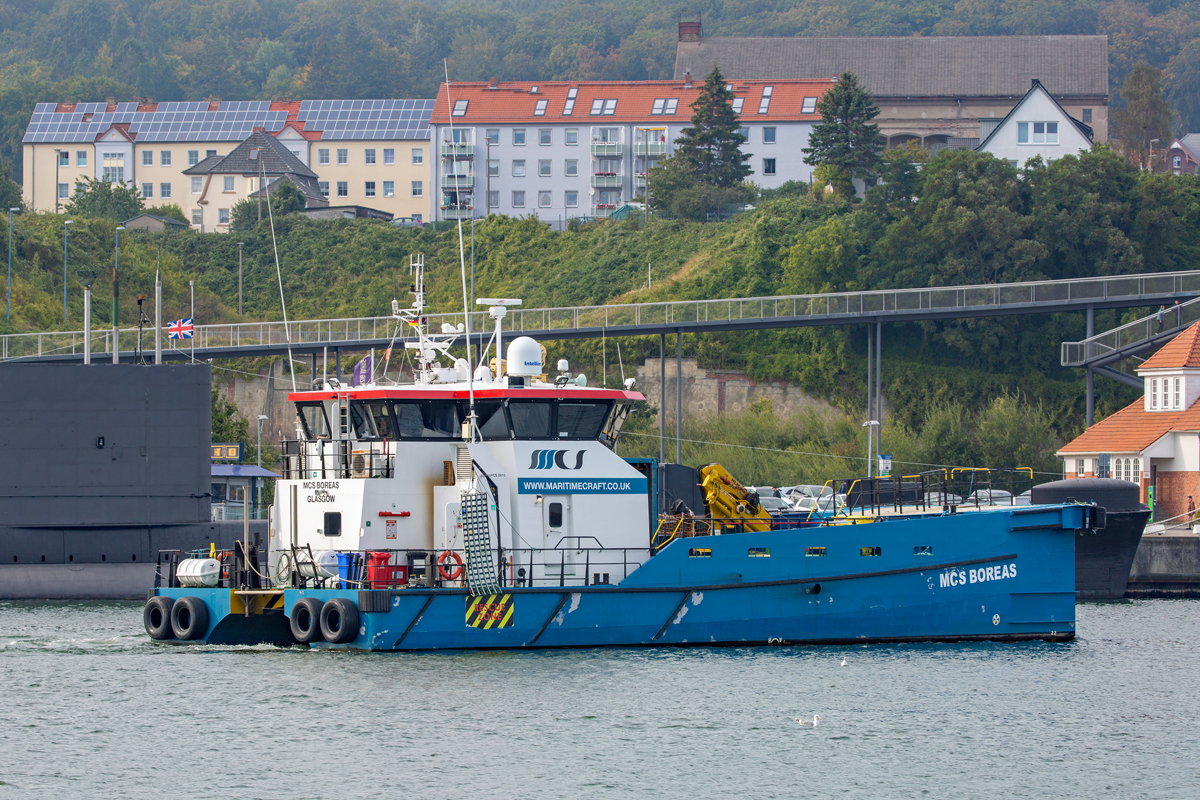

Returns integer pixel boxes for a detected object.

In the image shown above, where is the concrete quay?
[1126,527,1200,598]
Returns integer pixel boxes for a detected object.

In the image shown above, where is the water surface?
[1,600,1196,799]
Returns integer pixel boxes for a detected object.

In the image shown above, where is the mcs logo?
[529,449,586,470]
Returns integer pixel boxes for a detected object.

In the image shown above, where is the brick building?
[1057,322,1200,520]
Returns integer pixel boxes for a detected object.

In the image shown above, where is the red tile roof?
[1057,397,1200,454]
[430,79,832,125]
[1139,321,1200,370]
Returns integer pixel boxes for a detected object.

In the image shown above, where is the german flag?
[465,593,514,628]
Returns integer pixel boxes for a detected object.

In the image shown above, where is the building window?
[565,190,578,207]
[188,150,199,166]
[365,181,376,197]
[1075,459,1085,477]
[539,129,552,146]
[731,97,744,114]
[58,151,69,167]
[452,99,468,116]
[590,99,617,115]
[318,149,329,165]
[319,181,329,198]
[563,88,577,116]
[1175,377,1182,408]
[513,129,526,146]
[383,180,394,197]
[566,129,578,145]
[364,149,376,165]
[488,190,499,208]
[565,159,578,177]
[1082,108,1092,123]
[486,129,499,145]
[801,96,817,114]
[512,191,525,207]
[58,183,69,199]
[538,159,552,177]
[101,153,124,183]
[410,181,421,197]
[191,177,202,194]
[206,149,216,158]
[539,190,552,207]
[160,182,171,198]
[763,127,776,144]
[337,149,348,165]
[1133,458,1141,485]
[192,210,202,225]
[759,86,773,114]
[653,98,680,115]
[218,208,229,225]
[596,127,620,144]
[76,151,87,167]
[598,189,621,206]
[1174,155,1182,169]
[160,151,172,167]
[223,176,235,192]
[337,181,348,198]
[763,158,776,175]
[380,148,394,165]
[410,148,422,165]
[1018,122,1059,144]
[737,126,749,141]
[482,159,496,177]
[513,160,526,177]
[138,182,150,199]
[534,99,548,116]
[142,151,153,167]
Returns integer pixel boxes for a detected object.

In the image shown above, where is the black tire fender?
[170,596,209,641]
[290,597,325,644]
[144,596,174,639]
[319,597,360,644]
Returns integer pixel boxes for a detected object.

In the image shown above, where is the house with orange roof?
[1057,321,1200,520]
[429,78,832,225]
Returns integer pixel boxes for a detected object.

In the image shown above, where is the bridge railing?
[4,269,1200,362]
[1061,294,1200,367]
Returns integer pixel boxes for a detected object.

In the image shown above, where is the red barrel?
[367,551,394,589]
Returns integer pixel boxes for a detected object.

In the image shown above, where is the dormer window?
[1151,379,1158,409]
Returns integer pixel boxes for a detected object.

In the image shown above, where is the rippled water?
[1,600,1197,799]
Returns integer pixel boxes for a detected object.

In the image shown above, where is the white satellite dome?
[506,337,543,377]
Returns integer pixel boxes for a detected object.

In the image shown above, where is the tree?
[803,72,885,189]
[155,204,190,224]
[0,159,22,212]
[230,180,306,231]
[64,176,144,220]
[783,217,859,294]
[1112,61,1172,171]
[674,65,752,187]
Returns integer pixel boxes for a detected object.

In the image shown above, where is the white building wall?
[979,88,1092,166]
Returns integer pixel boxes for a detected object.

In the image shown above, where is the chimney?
[678,15,702,42]
[489,77,498,89]
[684,70,692,88]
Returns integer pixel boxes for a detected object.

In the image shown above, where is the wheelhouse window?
[556,402,612,439]
[508,401,553,439]
[394,401,462,439]
[297,403,331,439]
[350,401,396,440]
[475,400,511,440]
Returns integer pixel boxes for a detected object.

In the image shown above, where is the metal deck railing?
[1061,294,1200,367]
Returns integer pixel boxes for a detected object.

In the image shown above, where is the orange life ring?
[438,550,465,581]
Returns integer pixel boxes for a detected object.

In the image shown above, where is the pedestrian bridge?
[3,268,1197,364]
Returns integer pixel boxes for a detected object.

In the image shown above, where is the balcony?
[633,141,668,156]
[441,174,475,190]
[441,204,475,220]
[591,204,617,218]
[634,173,647,187]
[590,141,623,156]
[590,173,623,188]
[441,142,475,158]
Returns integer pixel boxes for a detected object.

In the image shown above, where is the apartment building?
[22,99,435,229]
[428,78,831,224]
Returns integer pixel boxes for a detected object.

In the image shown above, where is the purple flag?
[352,353,372,387]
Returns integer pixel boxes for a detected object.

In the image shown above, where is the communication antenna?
[445,58,476,440]
[262,150,296,391]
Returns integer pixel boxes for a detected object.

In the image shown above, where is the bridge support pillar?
[659,333,665,465]
[676,332,683,465]
[1086,305,1095,427]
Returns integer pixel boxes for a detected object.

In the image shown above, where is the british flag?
[167,318,194,339]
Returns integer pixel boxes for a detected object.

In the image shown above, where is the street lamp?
[113,225,125,364]
[237,242,245,315]
[54,149,61,214]
[78,269,96,364]
[1150,138,1160,172]
[6,207,19,320]
[63,220,73,323]
[256,414,269,468]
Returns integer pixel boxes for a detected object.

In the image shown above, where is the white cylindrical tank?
[296,549,340,579]
[507,337,542,377]
[177,558,221,588]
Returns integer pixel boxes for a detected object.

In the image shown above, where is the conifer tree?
[803,72,885,188]
[674,65,751,187]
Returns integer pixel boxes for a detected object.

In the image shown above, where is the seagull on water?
[841,657,847,666]
[795,714,822,727]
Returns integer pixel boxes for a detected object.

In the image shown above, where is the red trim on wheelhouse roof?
[287,387,645,402]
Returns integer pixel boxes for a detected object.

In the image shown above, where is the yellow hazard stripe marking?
[466,593,514,628]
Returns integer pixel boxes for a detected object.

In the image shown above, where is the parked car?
[965,489,1013,506]
[924,491,964,507]
[392,216,424,228]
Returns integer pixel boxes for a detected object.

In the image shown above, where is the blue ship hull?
[150,504,1083,649]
